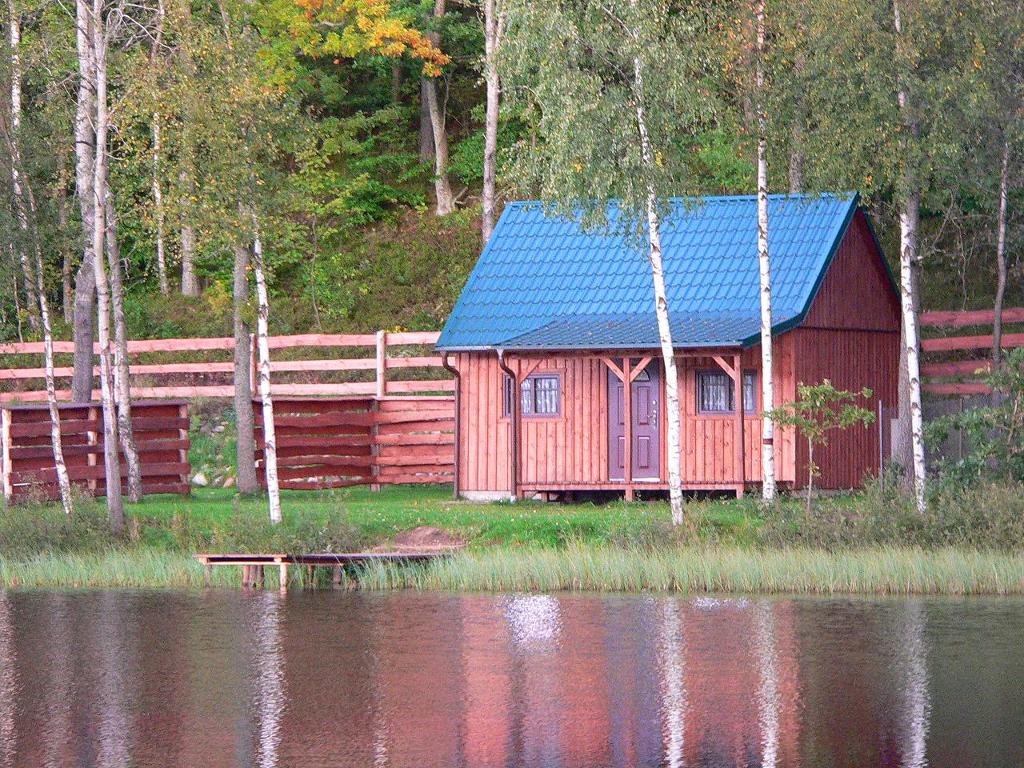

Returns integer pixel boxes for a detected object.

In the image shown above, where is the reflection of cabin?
[437,193,900,500]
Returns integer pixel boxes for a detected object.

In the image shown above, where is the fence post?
[1,407,11,502]
[375,330,387,398]
[86,405,99,495]
[178,403,191,494]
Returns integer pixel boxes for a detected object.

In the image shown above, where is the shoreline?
[2,545,1024,595]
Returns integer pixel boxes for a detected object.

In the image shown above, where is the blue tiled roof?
[437,193,860,350]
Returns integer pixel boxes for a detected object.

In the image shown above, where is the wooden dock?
[194,551,449,590]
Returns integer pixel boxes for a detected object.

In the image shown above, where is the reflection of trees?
[0,592,15,768]
[251,592,286,768]
[754,600,781,768]
[896,601,930,768]
[41,593,72,768]
[656,598,687,768]
[95,592,132,768]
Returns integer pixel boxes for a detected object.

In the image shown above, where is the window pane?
[520,379,533,416]
[533,376,559,415]
[699,372,731,412]
[743,372,756,413]
[502,375,513,417]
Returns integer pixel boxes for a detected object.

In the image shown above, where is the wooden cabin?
[437,193,900,500]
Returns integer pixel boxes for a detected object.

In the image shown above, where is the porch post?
[734,352,746,498]
[623,357,633,501]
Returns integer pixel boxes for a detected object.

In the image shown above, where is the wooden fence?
[921,308,1024,396]
[1,400,191,503]
[255,397,454,490]
[0,330,451,403]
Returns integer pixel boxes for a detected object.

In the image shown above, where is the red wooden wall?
[1,400,190,502]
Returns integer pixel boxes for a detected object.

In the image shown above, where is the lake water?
[0,591,1022,768]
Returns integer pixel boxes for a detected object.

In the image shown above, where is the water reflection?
[1,591,1022,767]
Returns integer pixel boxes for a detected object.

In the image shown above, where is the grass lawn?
[126,484,764,549]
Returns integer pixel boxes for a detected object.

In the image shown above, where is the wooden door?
[608,361,661,481]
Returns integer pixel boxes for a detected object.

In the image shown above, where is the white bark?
[250,213,281,523]
[4,22,74,514]
[755,0,776,503]
[893,0,927,514]
[7,6,40,333]
[481,0,502,244]
[72,0,98,402]
[105,190,143,501]
[90,0,124,531]
[632,53,684,525]
[151,0,168,295]
[993,140,1010,369]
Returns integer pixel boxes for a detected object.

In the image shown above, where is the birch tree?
[500,0,715,525]
[2,14,74,515]
[150,0,169,295]
[480,0,503,244]
[89,0,124,531]
[250,215,281,522]
[423,0,454,216]
[754,0,776,502]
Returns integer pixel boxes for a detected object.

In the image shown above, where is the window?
[697,370,756,414]
[502,373,561,417]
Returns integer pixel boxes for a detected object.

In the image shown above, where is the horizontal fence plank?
[923,382,992,396]
[386,331,441,345]
[920,308,1024,327]
[921,332,1024,353]
[921,359,993,377]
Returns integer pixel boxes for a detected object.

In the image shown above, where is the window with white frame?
[696,370,756,414]
[502,373,561,417]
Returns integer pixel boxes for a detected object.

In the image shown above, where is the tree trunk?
[755,0,776,503]
[72,0,97,402]
[7,7,40,334]
[992,139,1010,374]
[249,214,281,523]
[104,190,143,502]
[180,219,198,296]
[788,47,806,194]
[419,81,435,161]
[91,1,124,532]
[152,118,169,295]
[632,53,684,526]
[805,439,813,518]
[57,174,74,325]
[423,0,454,216]
[892,0,927,514]
[233,240,258,494]
[4,39,73,515]
[481,0,501,245]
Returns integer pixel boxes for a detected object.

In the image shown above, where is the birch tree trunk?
[180,216,198,295]
[755,0,776,502]
[631,53,684,526]
[423,0,454,216]
[104,191,143,501]
[7,6,40,334]
[249,215,281,523]
[90,0,124,532]
[233,240,258,494]
[150,0,169,293]
[892,0,927,514]
[4,39,73,515]
[481,0,501,245]
[72,0,98,402]
[992,139,1010,373]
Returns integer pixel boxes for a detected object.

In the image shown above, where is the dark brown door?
[608,361,661,481]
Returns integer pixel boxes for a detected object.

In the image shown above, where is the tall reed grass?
[2,545,1022,595]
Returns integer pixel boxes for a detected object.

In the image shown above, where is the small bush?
[208,508,365,554]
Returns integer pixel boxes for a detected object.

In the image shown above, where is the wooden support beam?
[623,357,633,501]
[629,356,654,382]
[712,354,737,380]
[1,408,10,502]
[601,356,625,381]
[375,330,387,397]
[734,352,745,497]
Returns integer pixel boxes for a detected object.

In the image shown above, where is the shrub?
[0,492,118,556]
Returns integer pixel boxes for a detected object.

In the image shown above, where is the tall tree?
[480,0,502,244]
[89,0,124,531]
[500,0,715,525]
[754,0,776,502]
[423,0,454,215]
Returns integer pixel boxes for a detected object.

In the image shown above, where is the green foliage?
[769,380,876,514]
[927,348,1024,485]
[0,493,117,556]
